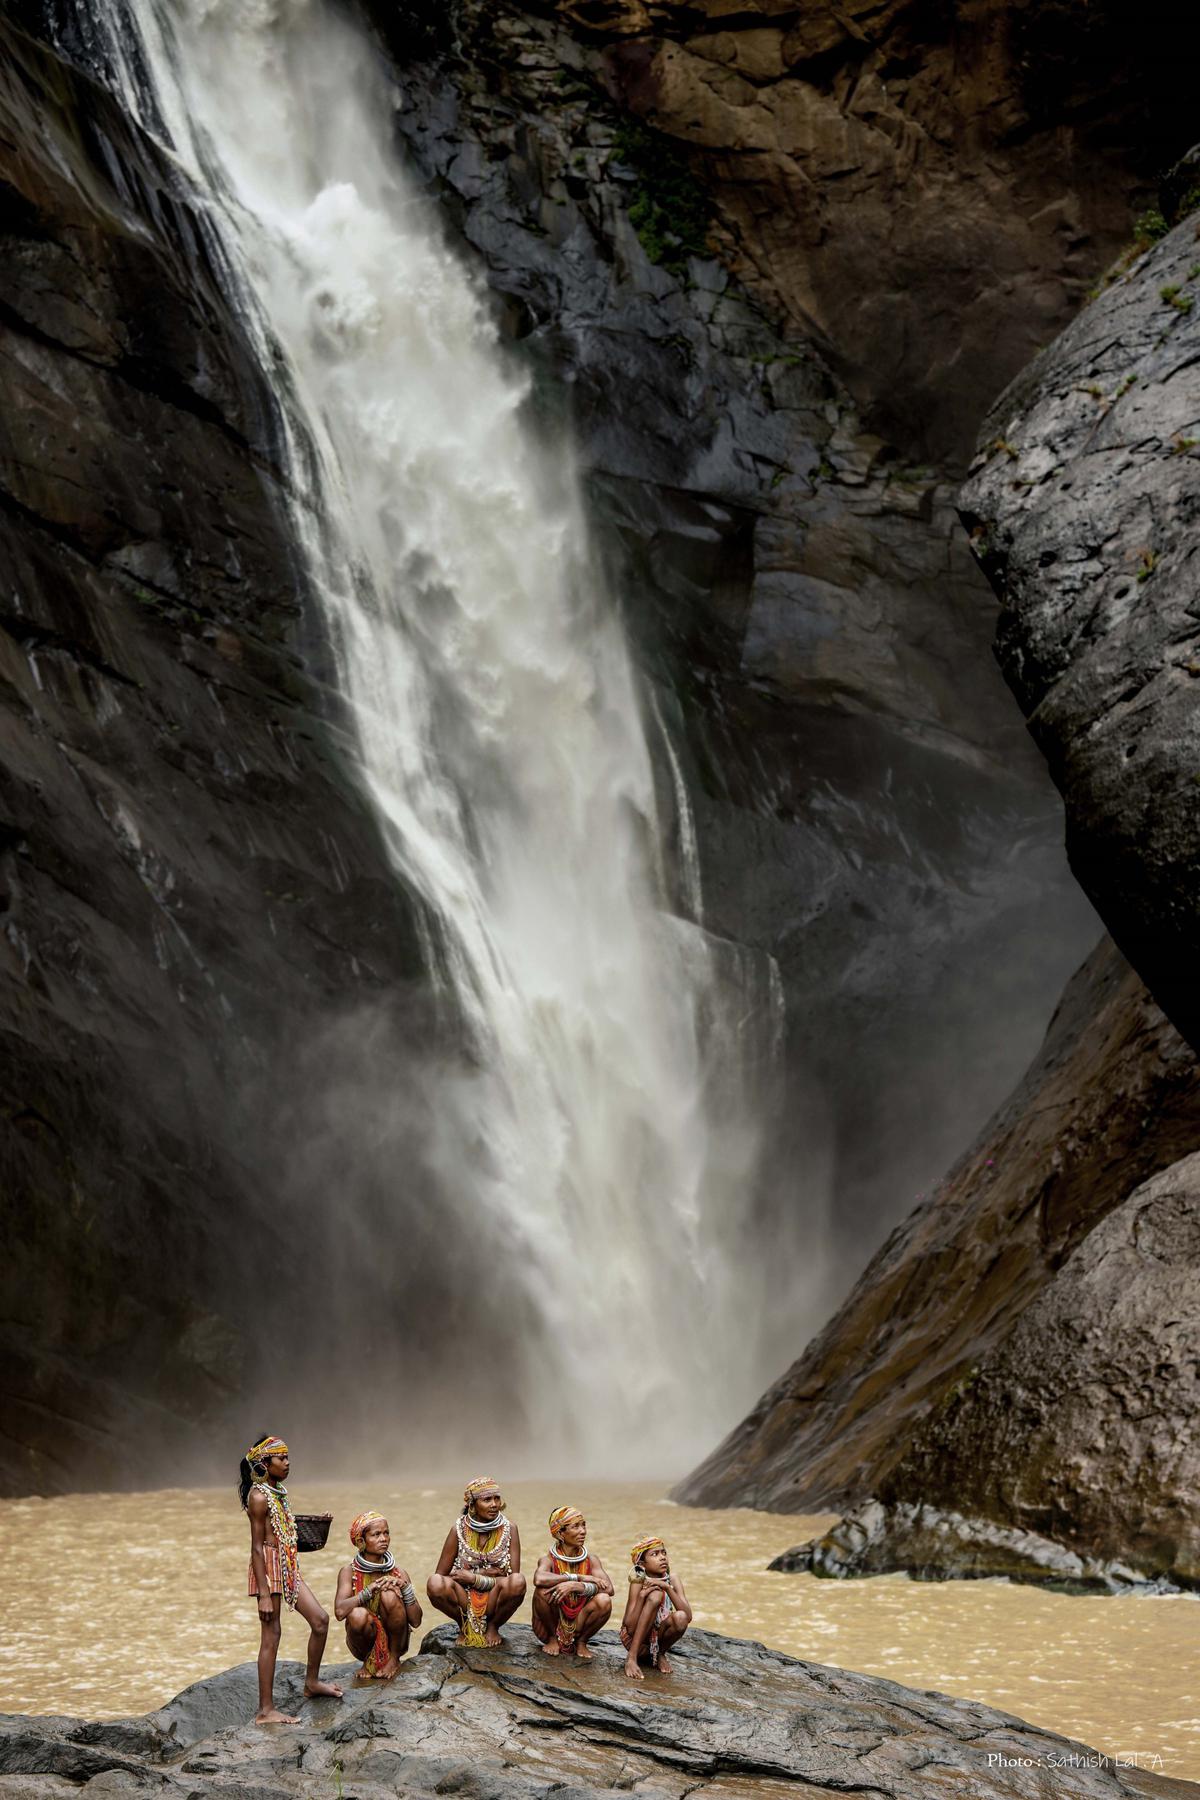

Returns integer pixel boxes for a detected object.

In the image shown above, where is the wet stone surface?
[1,1625,1196,1800]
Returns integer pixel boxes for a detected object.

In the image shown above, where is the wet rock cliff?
[960,201,1200,1054]
[0,17,430,1492]
[365,0,1144,1281]
[679,178,1200,1582]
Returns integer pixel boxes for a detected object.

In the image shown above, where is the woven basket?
[295,1513,332,1553]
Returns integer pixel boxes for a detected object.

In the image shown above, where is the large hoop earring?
[252,1461,267,1478]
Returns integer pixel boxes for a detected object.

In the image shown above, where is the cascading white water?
[90,0,775,1468]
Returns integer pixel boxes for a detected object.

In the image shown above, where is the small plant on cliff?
[1161,283,1194,315]
[1133,207,1170,246]
[1086,206,1175,303]
[1136,548,1158,584]
[611,121,710,277]
[990,436,1020,460]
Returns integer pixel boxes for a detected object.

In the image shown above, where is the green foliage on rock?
[611,121,710,278]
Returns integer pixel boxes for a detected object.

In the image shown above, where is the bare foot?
[576,1642,595,1661]
[484,1625,503,1647]
[655,1651,672,1674]
[255,1707,300,1725]
[304,1678,343,1700]
[540,1638,562,1656]
[377,1655,400,1681]
[623,1658,644,1682]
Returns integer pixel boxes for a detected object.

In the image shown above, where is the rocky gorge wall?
[1,0,1192,1497]
[367,0,1125,1286]
[681,175,1200,1583]
[0,15,447,1493]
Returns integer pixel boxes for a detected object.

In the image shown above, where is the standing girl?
[240,1433,343,1723]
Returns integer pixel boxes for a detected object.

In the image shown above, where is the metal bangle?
[400,1583,416,1604]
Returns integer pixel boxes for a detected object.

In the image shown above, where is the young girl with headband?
[239,1433,343,1723]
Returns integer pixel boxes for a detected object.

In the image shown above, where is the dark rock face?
[0,20,429,1492]
[675,936,1200,1513]
[374,0,1098,1272]
[0,1625,1194,1799]
[959,210,1200,1055]
[775,1152,1200,1588]
[399,0,1196,470]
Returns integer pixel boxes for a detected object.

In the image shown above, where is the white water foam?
[90,0,774,1468]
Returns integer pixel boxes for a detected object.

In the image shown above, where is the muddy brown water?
[1,1479,1196,1779]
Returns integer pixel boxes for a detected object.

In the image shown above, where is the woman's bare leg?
[484,1573,526,1645]
[531,1589,560,1653]
[572,1592,612,1660]
[427,1573,475,1641]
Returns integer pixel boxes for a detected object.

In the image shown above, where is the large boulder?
[0,1626,1193,1799]
[675,936,1200,1513]
[959,208,1200,1053]
[785,1150,1200,1588]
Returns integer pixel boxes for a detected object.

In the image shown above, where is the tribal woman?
[239,1433,342,1724]
[426,1477,526,1647]
[531,1506,613,1659]
[334,1511,422,1681]
[620,1536,691,1679]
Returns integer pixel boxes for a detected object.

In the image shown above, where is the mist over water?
[85,0,782,1468]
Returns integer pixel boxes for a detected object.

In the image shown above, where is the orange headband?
[549,1505,584,1540]
[349,1510,386,1549]
[631,1535,665,1566]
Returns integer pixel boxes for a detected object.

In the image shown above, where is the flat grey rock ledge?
[0,1624,1195,1800]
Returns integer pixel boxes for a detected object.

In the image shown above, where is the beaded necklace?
[353,1549,395,1576]
[254,1480,299,1608]
[455,1513,512,1572]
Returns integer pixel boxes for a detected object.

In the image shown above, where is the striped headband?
[631,1535,665,1566]
[549,1505,584,1539]
[349,1510,386,1548]
[247,1435,288,1463]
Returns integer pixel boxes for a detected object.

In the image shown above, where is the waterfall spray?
[85,0,775,1469]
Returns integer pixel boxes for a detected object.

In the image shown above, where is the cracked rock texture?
[0,1625,1195,1800]
[0,19,435,1493]
[374,0,1192,471]
[960,211,1200,1055]
[676,936,1200,1526]
[774,1151,1200,1588]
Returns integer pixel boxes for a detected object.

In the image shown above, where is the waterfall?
[85,0,774,1469]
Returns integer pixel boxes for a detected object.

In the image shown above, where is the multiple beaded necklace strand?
[255,1479,299,1609]
[353,1548,396,1577]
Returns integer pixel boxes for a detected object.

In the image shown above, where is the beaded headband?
[548,1505,584,1539]
[247,1435,288,1465]
[463,1475,503,1509]
[349,1510,386,1548]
